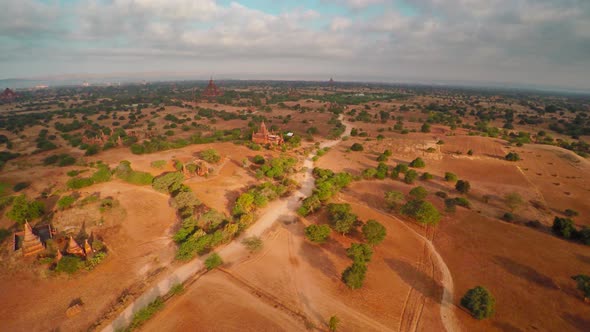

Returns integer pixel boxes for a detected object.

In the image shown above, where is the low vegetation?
[461,286,495,320]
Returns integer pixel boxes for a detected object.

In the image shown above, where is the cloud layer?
[1,0,589,90]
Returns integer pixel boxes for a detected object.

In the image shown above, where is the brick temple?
[252,122,284,145]
[0,88,17,101]
[201,77,223,99]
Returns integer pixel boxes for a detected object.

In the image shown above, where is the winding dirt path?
[99,115,350,332]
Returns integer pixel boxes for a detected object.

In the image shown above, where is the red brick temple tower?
[201,77,223,100]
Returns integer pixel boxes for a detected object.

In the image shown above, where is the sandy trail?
[100,115,350,332]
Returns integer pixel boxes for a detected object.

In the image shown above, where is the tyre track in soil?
[339,198,461,332]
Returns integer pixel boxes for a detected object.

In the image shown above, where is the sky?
[1,0,590,90]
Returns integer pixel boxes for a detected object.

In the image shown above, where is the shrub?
[152,172,184,193]
[327,203,357,235]
[572,275,590,299]
[304,224,331,243]
[350,143,364,151]
[328,316,340,332]
[200,149,221,163]
[421,123,431,133]
[502,212,514,222]
[565,209,579,217]
[552,217,576,239]
[444,198,457,212]
[504,192,523,212]
[444,172,458,182]
[57,195,76,210]
[150,160,167,169]
[409,186,428,200]
[242,236,263,252]
[362,220,386,245]
[346,243,373,263]
[54,255,84,274]
[453,197,471,208]
[172,190,201,210]
[505,152,521,161]
[401,200,441,225]
[6,195,44,225]
[85,251,107,270]
[435,191,448,199]
[13,182,30,192]
[421,172,433,180]
[67,177,94,189]
[467,149,474,155]
[409,157,425,168]
[385,191,405,210]
[341,262,367,289]
[404,170,418,184]
[90,164,112,183]
[461,286,495,320]
[205,253,223,270]
[455,180,471,194]
[0,228,11,245]
[252,155,265,165]
[169,283,184,296]
[128,297,164,330]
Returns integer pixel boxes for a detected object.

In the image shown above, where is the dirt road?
[100,115,351,332]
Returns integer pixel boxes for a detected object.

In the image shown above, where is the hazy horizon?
[2,1,589,92]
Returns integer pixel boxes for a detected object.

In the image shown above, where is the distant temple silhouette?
[201,77,223,99]
[0,88,17,101]
[252,122,284,145]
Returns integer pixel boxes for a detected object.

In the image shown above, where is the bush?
[409,186,428,200]
[565,209,579,217]
[444,172,458,182]
[404,170,418,184]
[341,262,367,289]
[200,149,221,163]
[385,191,405,210]
[328,316,340,332]
[409,157,425,168]
[128,297,164,330]
[242,236,263,252]
[505,152,521,161]
[54,255,84,274]
[6,195,44,225]
[346,243,373,263]
[67,177,94,189]
[401,200,441,225]
[304,224,331,243]
[57,195,76,210]
[252,155,265,165]
[572,275,590,299]
[502,212,514,222]
[115,161,154,185]
[327,203,357,235]
[152,172,184,193]
[420,172,433,180]
[552,217,576,239]
[350,143,364,151]
[455,180,471,194]
[205,253,223,270]
[362,220,386,245]
[13,182,30,192]
[435,191,448,199]
[504,192,523,212]
[150,160,167,169]
[461,286,495,320]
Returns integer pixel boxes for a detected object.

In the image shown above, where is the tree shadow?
[299,238,339,280]
[385,258,444,303]
[493,256,558,290]
[492,321,523,332]
[561,312,590,331]
[576,254,590,265]
[224,189,241,214]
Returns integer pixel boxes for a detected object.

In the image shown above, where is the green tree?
[350,143,364,151]
[385,191,405,210]
[6,195,44,225]
[328,315,340,332]
[233,192,255,216]
[304,224,331,243]
[572,275,590,299]
[362,220,387,245]
[444,172,458,182]
[346,243,373,263]
[409,186,428,200]
[327,203,357,235]
[200,149,221,163]
[152,172,184,193]
[505,152,520,161]
[552,217,576,239]
[455,180,471,194]
[461,286,495,320]
[404,170,418,184]
[341,262,367,289]
[504,192,523,212]
[205,253,223,270]
[401,200,441,225]
[173,190,201,210]
[409,157,426,168]
[421,123,431,133]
